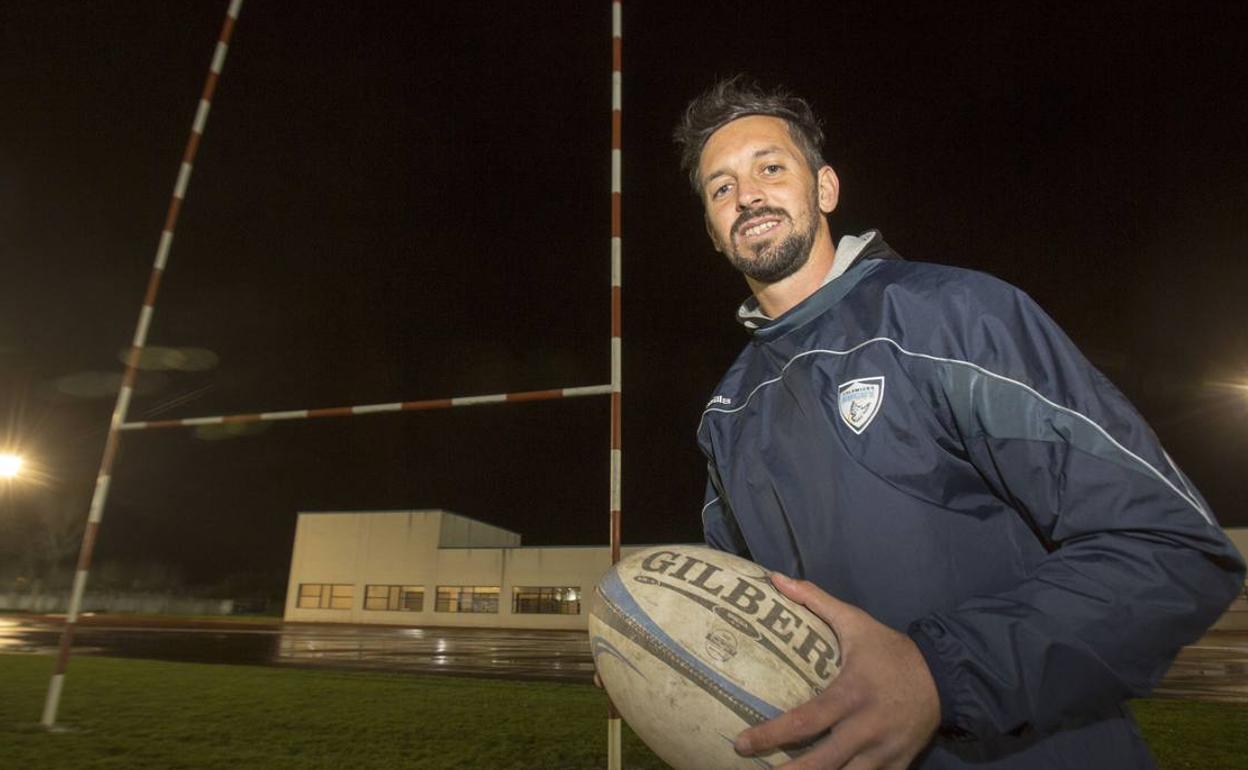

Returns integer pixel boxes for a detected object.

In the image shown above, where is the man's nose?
[736,179,764,211]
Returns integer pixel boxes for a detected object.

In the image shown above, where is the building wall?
[439,515,521,548]
[284,510,441,625]
[1226,527,1248,564]
[283,509,647,629]
[1214,527,1248,631]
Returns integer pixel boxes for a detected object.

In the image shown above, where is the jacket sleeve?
[906,279,1246,738]
[701,460,751,557]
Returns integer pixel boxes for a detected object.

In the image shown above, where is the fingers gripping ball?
[589,546,842,770]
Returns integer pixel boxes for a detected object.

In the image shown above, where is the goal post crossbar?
[119,384,614,430]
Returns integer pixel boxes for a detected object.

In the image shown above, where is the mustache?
[732,206,789,238]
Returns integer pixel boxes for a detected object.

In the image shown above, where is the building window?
[512,586,581,615]
[435,586,499,613]
[296,583,354,610]
[364,585,424,612]
[401,587,424,611]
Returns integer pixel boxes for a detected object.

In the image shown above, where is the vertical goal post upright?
[40,0,245,729]
[41,3,629,759]
[607,2,624,769]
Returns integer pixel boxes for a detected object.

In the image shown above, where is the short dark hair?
[674,75,826,196]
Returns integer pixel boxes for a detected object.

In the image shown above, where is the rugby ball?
[589,545,841,770]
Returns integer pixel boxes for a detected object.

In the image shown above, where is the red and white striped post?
[40,0,244,729]
[607,2,624,769]
[118,385,613,431]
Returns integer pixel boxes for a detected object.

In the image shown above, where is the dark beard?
[726,199,819,284]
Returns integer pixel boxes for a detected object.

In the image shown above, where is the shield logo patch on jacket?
[838,377,885,434]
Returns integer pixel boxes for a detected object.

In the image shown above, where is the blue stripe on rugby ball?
[590,636,647,680]
[599,567,783,722]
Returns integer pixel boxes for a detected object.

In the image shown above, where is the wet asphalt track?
[1149,631,1248,703]
[0,618,595,683]
[1,616,1245,700]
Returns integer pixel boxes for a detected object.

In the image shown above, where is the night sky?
[3,2,1246,589]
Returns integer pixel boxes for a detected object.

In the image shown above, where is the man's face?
[697,115,833,283]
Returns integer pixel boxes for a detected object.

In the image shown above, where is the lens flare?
[0,453,23,479]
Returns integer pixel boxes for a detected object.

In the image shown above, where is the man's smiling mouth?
[743,220,781,237]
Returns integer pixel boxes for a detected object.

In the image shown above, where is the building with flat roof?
[283,509,645,630]
[284,512,1248,632]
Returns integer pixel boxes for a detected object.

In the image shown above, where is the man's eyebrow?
[701,145,790,190]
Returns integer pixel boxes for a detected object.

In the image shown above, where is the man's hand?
[734,573,941,770]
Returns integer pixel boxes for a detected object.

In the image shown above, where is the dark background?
[2,1,1245,592]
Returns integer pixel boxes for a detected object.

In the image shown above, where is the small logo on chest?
[838,376,885,434]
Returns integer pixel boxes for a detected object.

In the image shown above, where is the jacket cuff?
[908,616,973,740]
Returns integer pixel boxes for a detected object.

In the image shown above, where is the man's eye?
[711,183,731,199]
[762,164,783,174]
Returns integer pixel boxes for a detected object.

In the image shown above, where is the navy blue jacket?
[698,232,1245,769]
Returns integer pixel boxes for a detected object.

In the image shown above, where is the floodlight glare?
[0,453,23,479]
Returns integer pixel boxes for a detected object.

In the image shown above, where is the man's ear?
[817,165,840,214]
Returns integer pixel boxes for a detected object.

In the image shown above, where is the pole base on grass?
[608,716,621,770]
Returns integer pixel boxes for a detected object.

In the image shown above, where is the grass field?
[1,654,1244,769]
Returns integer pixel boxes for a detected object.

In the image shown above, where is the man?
[676,77,1245,770]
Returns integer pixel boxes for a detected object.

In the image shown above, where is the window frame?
[511,585,582,615]
[296,583,355,610]
[363,584,425,612]
[435,585,500,613]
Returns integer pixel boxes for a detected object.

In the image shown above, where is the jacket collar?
[736,230,900,339]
